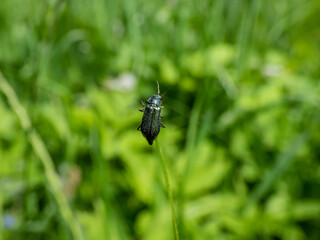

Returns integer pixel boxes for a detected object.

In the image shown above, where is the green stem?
[155,139,179,240]
[0,185,3,240]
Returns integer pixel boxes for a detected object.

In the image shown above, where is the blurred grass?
[0,72,84,240]
[1,0,320,239]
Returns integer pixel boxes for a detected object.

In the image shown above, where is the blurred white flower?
[261,64,284,77]
[104,72,137,92]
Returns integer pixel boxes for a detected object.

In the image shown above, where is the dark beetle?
[137,82,165,145]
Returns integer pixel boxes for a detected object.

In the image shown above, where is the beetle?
[137,81,165,145]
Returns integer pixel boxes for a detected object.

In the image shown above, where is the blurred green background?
[1,0,320,239]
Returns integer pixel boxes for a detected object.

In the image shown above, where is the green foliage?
[1,0,320,239]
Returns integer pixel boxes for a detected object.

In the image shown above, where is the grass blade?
[155,139,179,240]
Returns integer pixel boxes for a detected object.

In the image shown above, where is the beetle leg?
[141,100,146,106]
[160,106,164,108]
[139,108,145,112]
[160,115,163,118]
[160,122,166,128]
[137,124,142,131]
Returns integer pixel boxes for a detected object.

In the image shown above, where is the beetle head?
[147,95,162,105]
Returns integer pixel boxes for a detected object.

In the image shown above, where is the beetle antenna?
[160,83,176,97]
[156,81,160,95]
[161,91,167,97]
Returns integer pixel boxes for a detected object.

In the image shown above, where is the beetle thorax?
[147,95,162,106]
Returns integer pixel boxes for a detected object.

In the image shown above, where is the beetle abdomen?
[141,105,161,145]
